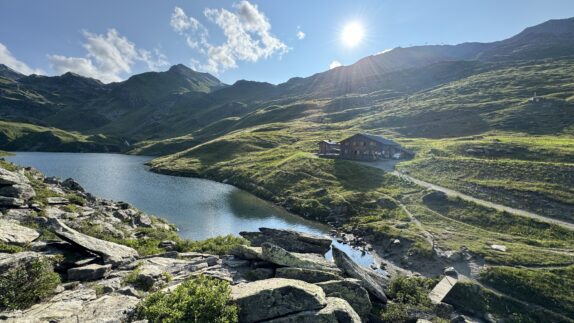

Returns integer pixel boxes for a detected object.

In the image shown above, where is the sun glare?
[341,22,364,47]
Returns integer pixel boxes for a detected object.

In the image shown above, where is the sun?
[341,22,364,47]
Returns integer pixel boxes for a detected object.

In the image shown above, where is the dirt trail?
[356,159,574,230]
[395,171,574,231]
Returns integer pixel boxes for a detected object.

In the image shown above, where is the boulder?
[0,251,43,272]
[0,168,23,185]
[0,196,24,207]
[0,219,40,245]
[265,297,361,323]
[275,267,343,283]
[230,245,263,260]
[261,243,340,272]
[0,183,35,200]
[134,213,152,227]
[240,227,332,254]
[62,178,85,192]
[316,279,372,318]
[67,264,112,281]
[332,246,387,303]
[231,278,327,322]
[47,217,138,267]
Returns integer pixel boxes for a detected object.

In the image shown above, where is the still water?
[6,152,377,267]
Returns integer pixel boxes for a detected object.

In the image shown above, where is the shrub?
[0,242,25,253]
[66,193,87,206]
[380,275,436,322]
[177,235,248,255]
[137,275,238,323]
[0,258,60,310]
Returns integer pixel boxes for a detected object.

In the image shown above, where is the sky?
[1,0,574,85]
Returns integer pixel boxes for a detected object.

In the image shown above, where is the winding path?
[357,160,574,230]
[393,171,574,231]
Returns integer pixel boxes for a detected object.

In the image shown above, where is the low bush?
[380,275,437,322]
[0,258,60,310]
[137,275,238,323]
[177,235,248,255]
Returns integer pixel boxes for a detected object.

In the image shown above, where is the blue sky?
[1,0,573,84]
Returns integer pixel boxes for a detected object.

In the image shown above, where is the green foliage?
[66,193,87,206]
[123,267,155,291]
[177,235,249,255]
[480,265,574,317]
[444,281,566,322]
[137,275,238,323]
[0,258,60,310]
[380,276,437,322]
[0,242,25,253]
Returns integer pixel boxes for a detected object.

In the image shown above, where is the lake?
[5,152,378,267]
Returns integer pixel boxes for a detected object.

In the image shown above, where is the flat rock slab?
[231,278,327,322]
[0,219,40,245]
[332,246,387,303]
[46,197,70,205]
[275,267,343,283]
[264,297,361,323]
[47,217,138,267]
[0,288,139,323]
[241,227,332,254]
[67,263,112,281]
[0,196,24,207]
[0,168,25,185]
[261,243,340,272]
[230,245,263,260]
[429,275,458,304]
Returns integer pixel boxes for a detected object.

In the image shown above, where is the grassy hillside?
[0,121,122,152]
[147,57,574,319]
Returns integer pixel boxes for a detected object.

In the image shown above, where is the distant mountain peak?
[168,64,194,74]
[0,63,25,80]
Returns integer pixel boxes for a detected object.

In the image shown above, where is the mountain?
[0,64,25,80]
[1,17,574,148]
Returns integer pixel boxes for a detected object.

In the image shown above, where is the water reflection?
[6,152,378,267]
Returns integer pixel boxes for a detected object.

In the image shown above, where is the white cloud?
[329,60,342,69]
[172,1,289,74]
[296,26,305,40]
[0,42,44,75]
[49,29,168,83]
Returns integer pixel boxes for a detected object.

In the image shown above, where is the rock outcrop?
[275,267,343,283]
[46,217,138,267]
[240,227,332,254]
[332,246,388,303]
[265,297,361,323]
[261,243,340,272]
[0,219,40,245]
[231,278,328,322]
[316,279,372,318]
[67,263,112,281]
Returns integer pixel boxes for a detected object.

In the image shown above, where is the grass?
[444,281,570,322]
[480,265,574,318]
[0,120,122,152]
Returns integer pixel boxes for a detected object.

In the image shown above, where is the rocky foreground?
[0,161,469,323]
